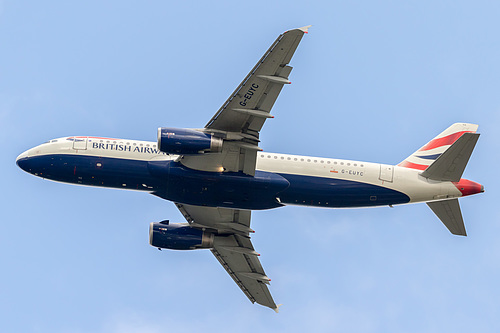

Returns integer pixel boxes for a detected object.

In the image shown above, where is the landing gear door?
[379,164,394,182]
[72,137,88,150]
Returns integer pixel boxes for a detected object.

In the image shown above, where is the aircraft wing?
[175,203,279,311]
[205,25,310,134]
[180,26,310,176]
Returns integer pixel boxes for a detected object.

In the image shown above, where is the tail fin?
[398,123,478,171]
[401,123,482,237]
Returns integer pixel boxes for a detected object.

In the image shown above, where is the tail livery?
[399,123,483,236]
[398,123,478,171]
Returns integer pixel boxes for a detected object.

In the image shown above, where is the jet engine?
[149,221,214,250]
[157,127,223,154]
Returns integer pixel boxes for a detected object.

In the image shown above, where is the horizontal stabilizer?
[427,199,466,236]
[421,133,479,182]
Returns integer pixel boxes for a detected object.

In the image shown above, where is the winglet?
[298,25,312,33]
[274,304,283,313]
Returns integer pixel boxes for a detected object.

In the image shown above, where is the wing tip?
[298,25,312,33]
[286,25,312,34]
[274,304,283,313]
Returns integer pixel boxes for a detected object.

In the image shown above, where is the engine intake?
[149,221,214,250]
[157,127,223,154]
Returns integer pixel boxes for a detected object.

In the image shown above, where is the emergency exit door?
[379,164,394,182]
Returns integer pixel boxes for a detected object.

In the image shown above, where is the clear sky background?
[2,1,500,332]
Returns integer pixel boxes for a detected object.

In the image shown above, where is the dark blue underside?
[277,173,410,207]
[17,154,410,209]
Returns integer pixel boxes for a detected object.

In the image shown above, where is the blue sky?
[2,1,500,332]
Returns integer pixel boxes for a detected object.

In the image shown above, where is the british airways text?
[92,142,167,154]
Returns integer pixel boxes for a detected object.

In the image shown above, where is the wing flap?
[180,140,259,175]
[175,203,252,234]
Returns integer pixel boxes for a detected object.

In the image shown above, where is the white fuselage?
[17,136,465,209]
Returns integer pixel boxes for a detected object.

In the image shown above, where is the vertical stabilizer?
[399,123,478,171]
[427,199,466,236]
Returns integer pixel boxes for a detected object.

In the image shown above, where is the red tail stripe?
[453,179,483,197]
[419,131,472,151]
[398,161,428,170]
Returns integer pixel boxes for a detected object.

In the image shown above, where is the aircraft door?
[379,164,394,182]
[72,137,88,150]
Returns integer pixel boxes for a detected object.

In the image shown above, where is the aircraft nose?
[16,150,31,172]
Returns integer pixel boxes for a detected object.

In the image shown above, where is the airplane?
[16,25,484,312]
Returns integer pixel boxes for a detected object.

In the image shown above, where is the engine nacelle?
[157,127,223,154]
[149,221,214,250]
